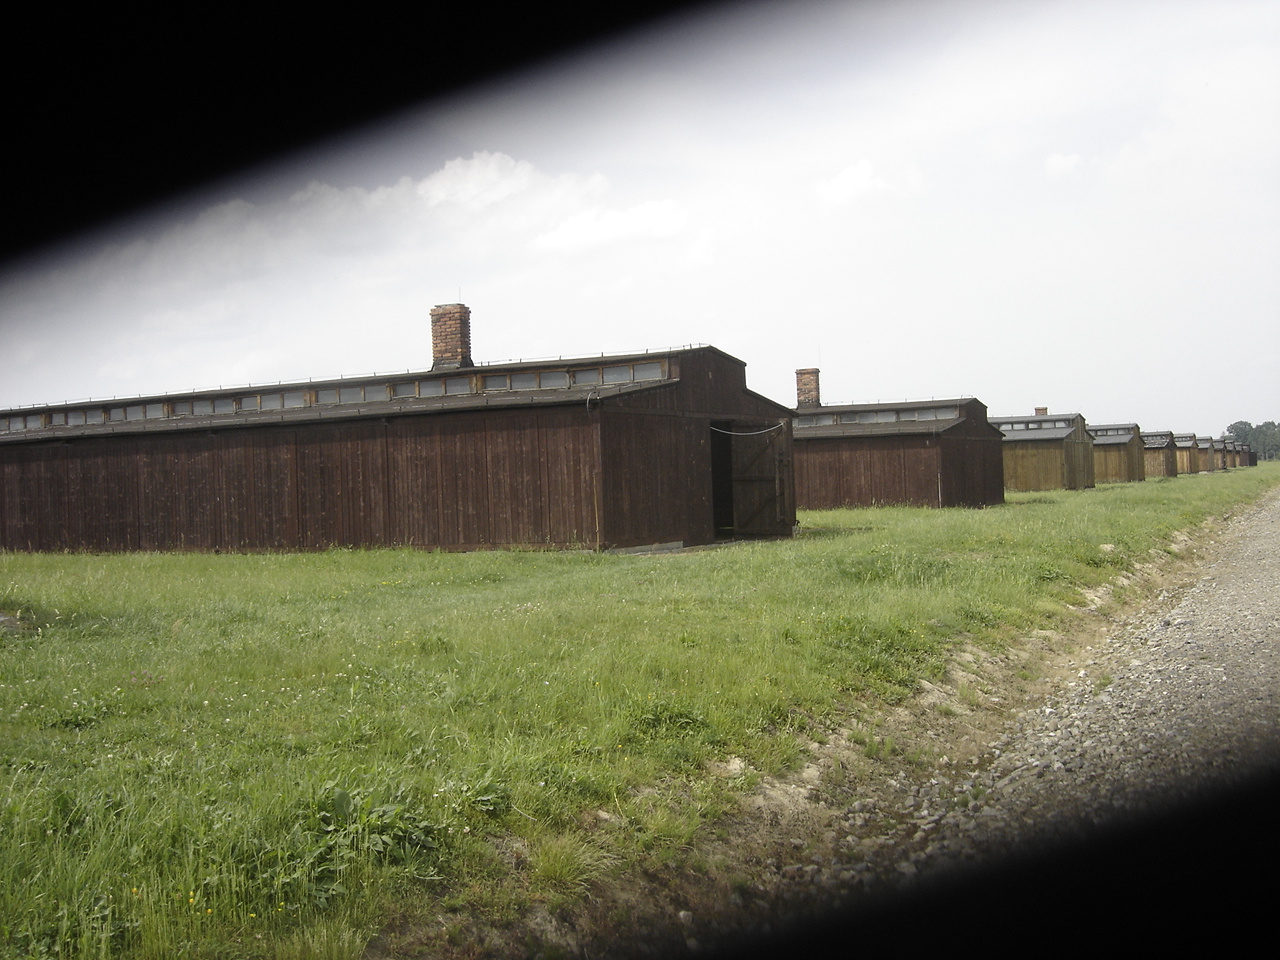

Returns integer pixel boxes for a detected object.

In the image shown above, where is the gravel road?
[715,485,1280,956]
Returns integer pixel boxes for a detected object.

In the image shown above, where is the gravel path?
[716,485,1280,956]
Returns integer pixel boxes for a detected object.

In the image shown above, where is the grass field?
[2,463,1277,958]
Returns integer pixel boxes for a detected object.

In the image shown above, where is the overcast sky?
[2,0,1276,436]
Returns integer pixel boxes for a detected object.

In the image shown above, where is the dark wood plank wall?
[1176,446,1201,474]
[795,437,942,508]
[729,419,794,535]
[796,429,1004,510]
[940,433,1006,507]
[605,351,794,541]
[599,412,707,547]
[0,348,796,553]
[1093,436,1146,484]
[1144,447,1178,478]
[1066,430,1095,489]
[0,408,609,552]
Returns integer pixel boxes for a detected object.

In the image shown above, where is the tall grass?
[1,464,1276,957]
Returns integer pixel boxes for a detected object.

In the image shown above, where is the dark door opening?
[710,421,735,538]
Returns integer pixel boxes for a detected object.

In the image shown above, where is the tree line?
[1226,421,1279,460]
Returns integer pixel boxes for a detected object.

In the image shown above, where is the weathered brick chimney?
[796,368,821,408]
[430,303,473,370]
[1034,406,1048,416]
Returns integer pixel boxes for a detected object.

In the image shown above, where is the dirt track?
[702,483,1280,957]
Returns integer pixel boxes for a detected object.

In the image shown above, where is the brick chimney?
[1034,406,1048,416]
[430,303,473,370]
[796,368,821,408]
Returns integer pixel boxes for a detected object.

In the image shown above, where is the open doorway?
[710,420,790,540]
[710,421,735,538]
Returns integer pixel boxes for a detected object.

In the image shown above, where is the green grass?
[0,463,1276,957]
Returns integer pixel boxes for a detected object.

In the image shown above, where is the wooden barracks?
[0,305,795,552]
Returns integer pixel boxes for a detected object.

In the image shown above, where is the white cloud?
[815,159,889,203]
[1044,152,1082,177]
[415,151,539,207]
[534,199,687,249]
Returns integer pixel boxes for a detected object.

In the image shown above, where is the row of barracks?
[0,306,1253,552]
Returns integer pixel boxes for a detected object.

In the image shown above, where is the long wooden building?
[989,410,1095,492]
[790,370,1004,509]
[0,305,795,552]
[1087,423,1146,484]
[1140,431,1179,478]
[1197,437,1220,472]
[1174,434,1202,474]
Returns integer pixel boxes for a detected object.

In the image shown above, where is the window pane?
[419,379,444,397]
[444,377,470,395]
[539,371,569,388]
[815,414,836,426]
[50,412,67,425]
[602,365,631,384]
[259,394,282,410]
[391,382,416,398]
[192,399,213,415]
[283,391,307,408]
[510,372,537,390]
[633,362,663,381]
[794,416,815,427]
[213,398,235,414]
[26,414,44,429]
[172,401,192,416]
[484,374,509,390]
[339,386,362,403]
[67,410,87,426]
[572,368,600,386]
[316,389,338,404]
[109,407,126,421]
[238,396,259,412]
[145,403,165,419]
[85,409,105,424]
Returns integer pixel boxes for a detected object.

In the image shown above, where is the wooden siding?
[1198,441,1219,472]
[0,410,608,552]
[944,432,1007,507]
[1001,435,1094,491]
[0,346,795,553]
[598,411,708,548]
[796,436,944,508]
[793,399,1004,510]
[729,420,795,535]
[1144,447,1178,478]
[1093,436,1146,484]
[794,432,1003,509]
